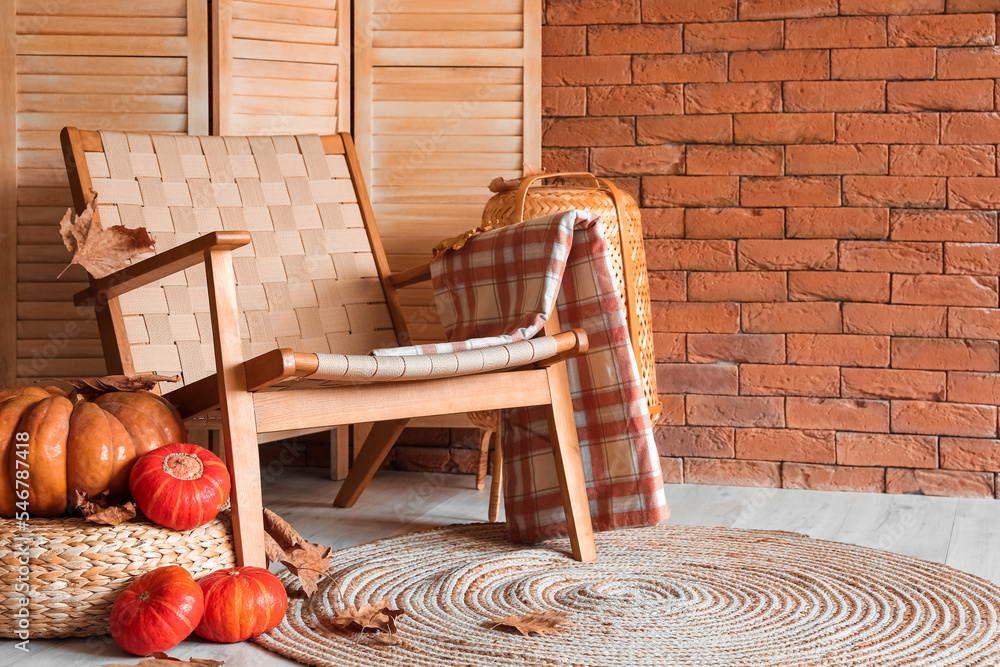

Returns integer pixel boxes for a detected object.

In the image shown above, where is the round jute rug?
[254,523,1000,666]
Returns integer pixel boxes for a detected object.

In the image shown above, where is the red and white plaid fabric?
[377,210,668,542]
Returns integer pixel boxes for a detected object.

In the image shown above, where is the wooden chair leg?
[544,360,596,563]
[329,425,350,481]
[475,429,492,491]
[333,418,409,508]
[488,424,503,523]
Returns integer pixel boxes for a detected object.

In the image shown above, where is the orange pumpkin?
[0,388,186,518]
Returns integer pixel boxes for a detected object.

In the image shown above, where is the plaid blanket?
[376,210,668,542]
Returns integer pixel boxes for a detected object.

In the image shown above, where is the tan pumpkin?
[0,388,187,518]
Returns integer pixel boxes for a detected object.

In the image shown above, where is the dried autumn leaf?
[66,373,181,394]
[329,598,405,634]
[75,490,137,526]
[492,611,574,637]
[262,508,332,597]
[103,652,224,666]
[59,195,156,279]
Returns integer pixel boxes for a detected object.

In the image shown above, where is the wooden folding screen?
[354,0,542,343]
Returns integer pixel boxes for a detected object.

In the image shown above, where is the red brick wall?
[543,0,1000,499]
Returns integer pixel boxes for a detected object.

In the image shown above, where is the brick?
[843,176,946,208]
[940,437,1000,471]
[949,307,1000,339]
[946,243,1000,275]
[838,432,937,468]
[542,87,586,117]
[654,302,740,333]
[687,395,784,427]
[642,208,685,238]
[787,397,890,432]
[660,456,684,483]
[738,0,837,19]
[688,333,785,364]
[686,147,783,177]
[886,467,994,497]
[891,210,997,244]
[843,303,947,337]
[887,80,994,112]
[729,49,829,82]
[637,115,732,144]
[685,83,781,114]
[590,145,684,176]
[783,81,886,113]
[689,271,786,302]
[543,26,585,57]
[642,0,737,22]
[892,337,1000,371]
[789,271,890,303]
[654,332,686,362]
[546,0,640,24]
[633,54,728,84]
[889,13,995,46]
[783,463,885,492]
[736,428,836,462]
[842,367,947,400]
[742,301,843,333]
[949,177,1000,209]
[893,274,999,307]
[740,177,841,208]
[841,0,945,15]
[832,47,936,80]
[739,364,840,397]
[686,208,785,239]
[588,24,683,55]
[542,147,588,173]
[786,207,888,239]
[837,113,940,144]
[588,84,682,116]
[787,333,890,367]
[646,239,736,271]
[786,145,887,175]
[733,113,834,145]
[890,145,995,177]
[658,394,686,425]
[893,400,997,437]
[685,21,784,53]
[839,241,942,273]
[941,112,1000,143]
[947,0,1000,11]
[948,371,1000,404]
[649,271,686,301]
[542,117,634,147]
[938,47,1000,78]
[785,17,888,49]
[542,56,631,86]
[685,458,781,488]
[657,363,738,396]
[644,176,739,208]
[738,239,838,270]
[655,425,735,458]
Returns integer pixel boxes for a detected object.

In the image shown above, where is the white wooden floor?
[4,469,1000,666]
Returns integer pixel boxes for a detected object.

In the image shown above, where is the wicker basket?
[0,512,235,638]
[483,172,660,423]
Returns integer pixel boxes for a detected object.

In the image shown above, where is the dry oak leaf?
[329,598,405,634]
[75,490,137,526]
[59,195,155,279]
[492,611,574,637]
[67,373,181,395]
[263,507,332,598]
[103,652,224,666]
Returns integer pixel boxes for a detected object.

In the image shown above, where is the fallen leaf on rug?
[75,490,136,526]
[103,652,224,666]
[491,611,574,637]
[263,507,332,597]
[67,373,181,394]
[59,194,156,279]
[329,598,405,634]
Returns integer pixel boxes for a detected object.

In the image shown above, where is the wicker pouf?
[483,172,659,421]
[0,512,235,638]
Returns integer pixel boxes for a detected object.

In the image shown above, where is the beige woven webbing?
[87,132,398,386]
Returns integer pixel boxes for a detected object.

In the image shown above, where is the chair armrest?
[73,231,252,306]
[387,262,432,288]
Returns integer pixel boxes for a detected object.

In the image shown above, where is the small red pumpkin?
[195,566,288,643]
[130,443,231,530]
[110,565,205,656]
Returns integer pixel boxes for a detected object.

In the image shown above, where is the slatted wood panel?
[355,0,541,343]
[6,0,209,382]
[214,0,350,136]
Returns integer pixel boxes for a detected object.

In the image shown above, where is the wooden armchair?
[61,128,596,566]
